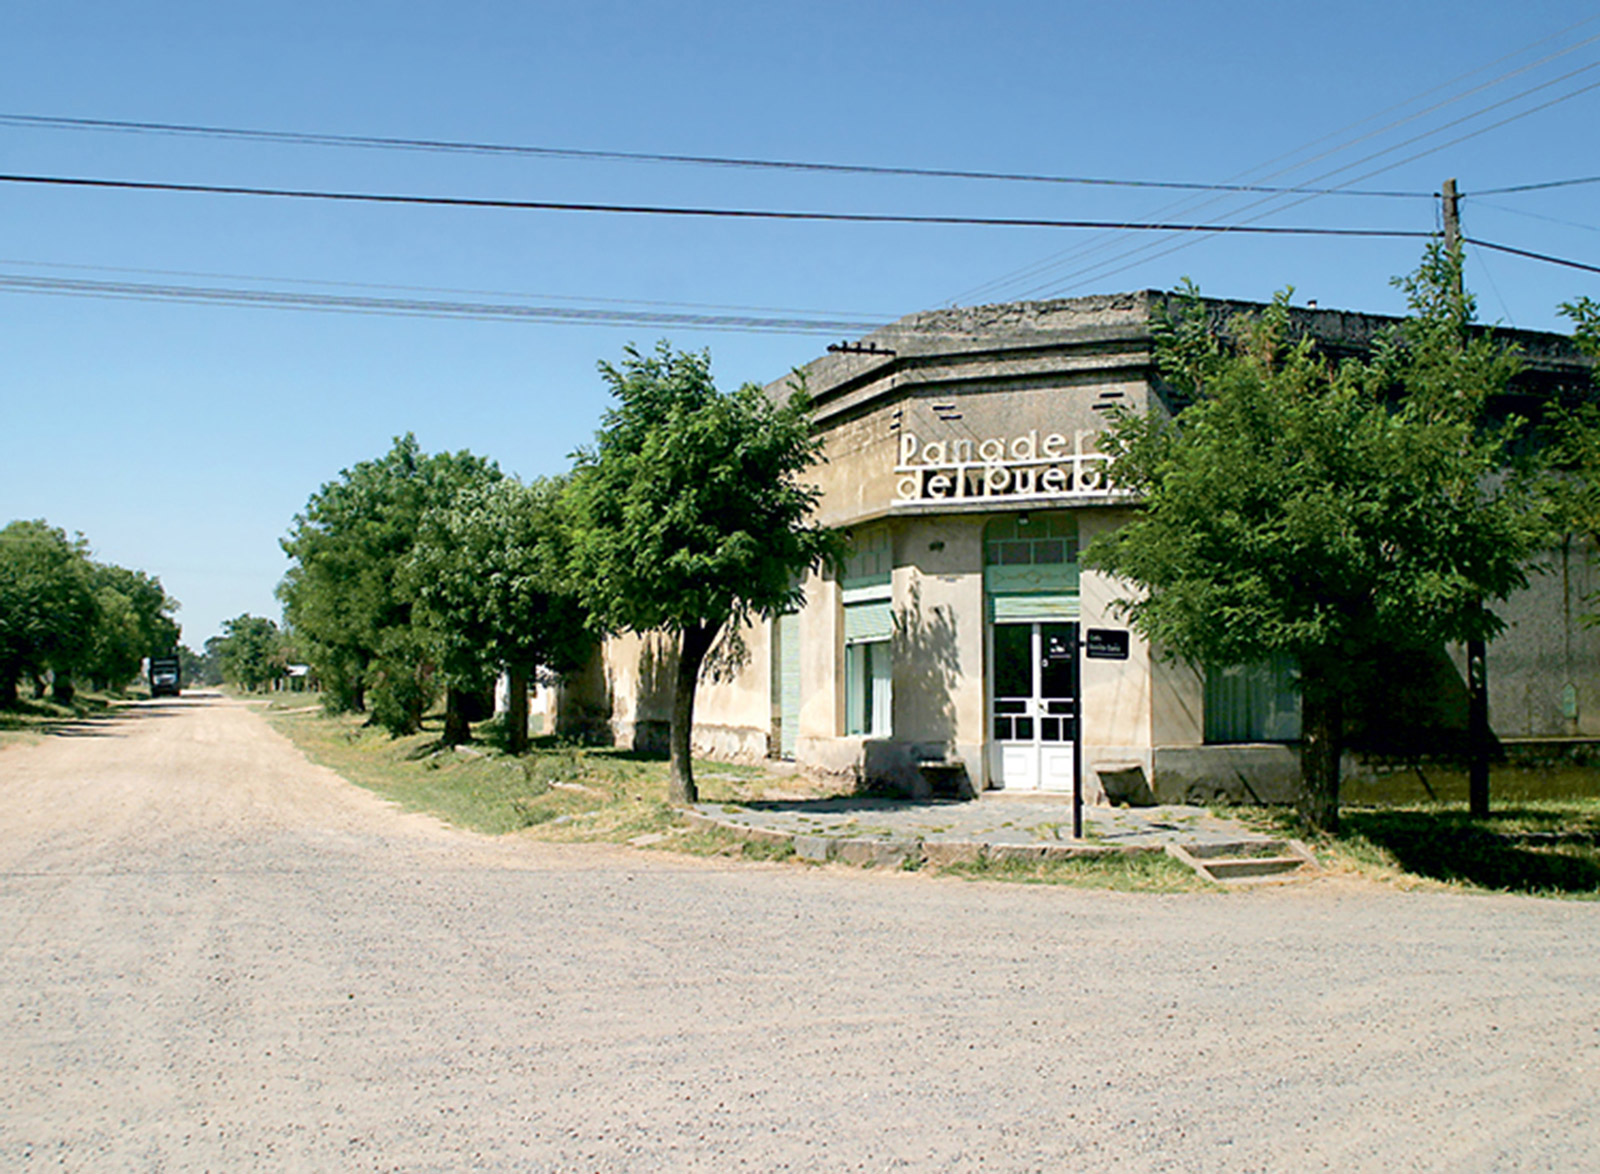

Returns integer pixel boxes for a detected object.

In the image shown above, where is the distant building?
[570,292,1596,803]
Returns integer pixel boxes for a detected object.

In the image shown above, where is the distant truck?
[148,655,181,698]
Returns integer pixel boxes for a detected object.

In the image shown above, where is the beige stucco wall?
[888,515,986,786]
[594,622,774,761]
[1075,508,1157,802]
[1462,537,1600,740]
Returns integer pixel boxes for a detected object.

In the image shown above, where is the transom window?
[984,513,1078,568]
[843,525,892,590]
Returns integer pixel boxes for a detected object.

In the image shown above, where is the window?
[843,524,892,737]
[983,513,1078,570]
[842,525,892,591]
[984,512,1080,619]
[1204,655,1301,743]
[845,638,892,736]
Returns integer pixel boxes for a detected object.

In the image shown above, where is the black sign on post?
[1085,628,1130,660]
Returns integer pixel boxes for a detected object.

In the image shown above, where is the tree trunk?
[52,674,75,706]
[1298,664,1343,834]
[1,674,17,708]
[443,685,471,746]
[507,665,530,756]
[1467,634,1490,820]
[668,621,720,806]
[32,674,47,700]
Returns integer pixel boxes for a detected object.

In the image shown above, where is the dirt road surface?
[3,696,1599,1171]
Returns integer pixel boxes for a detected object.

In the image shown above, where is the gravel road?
[3,695,1599,1172]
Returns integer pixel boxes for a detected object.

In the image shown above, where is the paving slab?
[689,794,1281,854]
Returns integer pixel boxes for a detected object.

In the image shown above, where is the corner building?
[577,292,1597,804]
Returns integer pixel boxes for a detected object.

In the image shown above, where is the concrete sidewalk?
[686,794,1302,870]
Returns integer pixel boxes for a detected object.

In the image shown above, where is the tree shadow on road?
[1342,807,1600,896]
[1,696,189,739]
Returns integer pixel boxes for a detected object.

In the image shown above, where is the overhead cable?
[0,171,1436,238]
[0,271,891,333]
[0,112,1428,199]
[953,20,1600,304]
[1018,68,1600,299]
[1474,175,1600,195]
[0,255,884,318]
[1465,237,1600,276]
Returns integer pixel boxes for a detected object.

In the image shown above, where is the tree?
[278,434,500,726]
[565,343,843,803]
[0,520,97,707]
[1549,297,1600,559]
[409,476,590,750]
[178,642,221,687]
[83,563,181,690]
[1084,247,1544,833]
[214,614,286,691]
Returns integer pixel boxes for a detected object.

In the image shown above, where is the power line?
[0,112,1429,199]
[1467,199,1600,235]
[0,170,1437,238]
[1474,175,1600,195]
[1016,65,1600,299]
[1465,237,1600,276]
[953,22,1600,303]
[0,255,885,318]
[0,271,892,333]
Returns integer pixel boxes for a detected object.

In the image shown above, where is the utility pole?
[1443,176,1492,820]
[1442,177,1460,253]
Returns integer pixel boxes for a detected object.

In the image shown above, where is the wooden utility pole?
[1442,177,1460,253]
[1443,177,1492,820]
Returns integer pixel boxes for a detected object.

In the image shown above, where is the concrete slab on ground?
[689,795,1279,851]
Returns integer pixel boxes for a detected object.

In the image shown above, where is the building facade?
[578,292,1597,803]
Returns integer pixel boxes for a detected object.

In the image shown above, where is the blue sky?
[3,1,1598,644]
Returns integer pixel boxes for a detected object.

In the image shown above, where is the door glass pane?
[1040,623,1078,700]
[994,624,1032,698]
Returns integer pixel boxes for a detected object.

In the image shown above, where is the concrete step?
[1166,839,1318,884]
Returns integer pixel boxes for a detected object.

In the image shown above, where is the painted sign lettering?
[893,429,1119,505]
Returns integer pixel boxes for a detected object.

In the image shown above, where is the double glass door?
[989,621,1078,791]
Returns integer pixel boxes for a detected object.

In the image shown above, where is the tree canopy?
[1549,296,1600,559]
[564,342,842,801]
[409,476,589,748]
[0,520,96,706]
[0,520,180,705]
[278,433,500,728]
[213,613,286,692]
[84,563,182,690]
[1085,247,1546,831]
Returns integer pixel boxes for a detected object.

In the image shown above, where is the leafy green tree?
[565,343,843,803]
[409,476,590,749]
[0,520,97,707]
[1549,297,1600,557]
[83,563,181,690]
[178,643,221,687]
[214,614,286,691]
[278,434,500,725]
[1085,247,1543,833]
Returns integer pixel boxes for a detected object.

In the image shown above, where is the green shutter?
[844,600,893,644]
[777,613,800,758]
[990,593,1080,621]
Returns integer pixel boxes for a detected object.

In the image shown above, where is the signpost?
[1073,628,1130,839]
